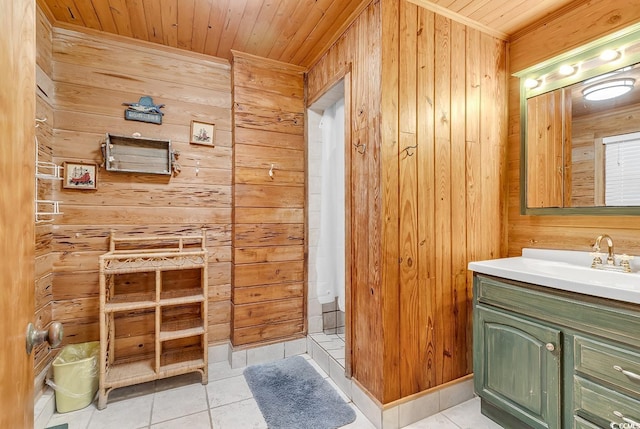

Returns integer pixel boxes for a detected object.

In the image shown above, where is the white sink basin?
[468,248,640,304]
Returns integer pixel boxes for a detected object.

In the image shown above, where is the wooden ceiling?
[37,0,580,68]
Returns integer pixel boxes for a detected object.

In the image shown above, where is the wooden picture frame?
[63,162,98,190]
[190,120,215,146]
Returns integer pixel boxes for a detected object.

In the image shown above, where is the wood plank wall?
[508,0,640,255]
[308,0,386,401]
[382,0,507,402]
[34,5,56,389]
[49,25,233,357]
[308,0,507,404]
[231,52,306,346]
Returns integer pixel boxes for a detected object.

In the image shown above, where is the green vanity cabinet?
[473,274,640,429]
[474,305,561,429]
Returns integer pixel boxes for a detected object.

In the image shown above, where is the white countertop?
[468,248,640,305]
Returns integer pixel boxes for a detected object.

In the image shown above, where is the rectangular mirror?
[517,23,640,215]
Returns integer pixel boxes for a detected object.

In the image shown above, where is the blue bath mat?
[244,356,356,429]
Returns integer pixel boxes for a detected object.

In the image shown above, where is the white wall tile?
[398,390,439,428]
[284,338,307,357]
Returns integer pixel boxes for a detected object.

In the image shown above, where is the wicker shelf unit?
[98,230,209,409]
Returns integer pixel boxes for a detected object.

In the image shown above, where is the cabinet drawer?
[575,336,640,397]
[574,376,640,428]
[573,416,600,429]
[474,275,640,348]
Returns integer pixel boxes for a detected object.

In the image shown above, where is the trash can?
[50,341,100,413]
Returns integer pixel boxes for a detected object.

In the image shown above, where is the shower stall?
[307,81,347,367]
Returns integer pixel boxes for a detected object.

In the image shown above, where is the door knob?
[26,322,63,355]
[545,343,555,352]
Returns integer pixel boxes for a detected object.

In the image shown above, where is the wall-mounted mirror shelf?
[515,23,640,215]
[102,133,175,175]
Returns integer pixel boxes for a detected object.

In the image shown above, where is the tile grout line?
[441,413,464,429]
[204,380,214,429]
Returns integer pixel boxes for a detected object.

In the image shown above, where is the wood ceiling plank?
[470,0,523,23]
[493,0,575,37]
[44,0,72,22]
[90,0,118,34]
[431,0,458,9]
[481,1,535,33]
[294,0,367,66]
[160,0,178,48]
[58,0,86,25]
[215,0,247,60]
[126,0,150,41]
[444,0,475,12]
[41,0,579,68]
[266,0,316,60]
[243,0,284,56]
[142,0,164,44]
[72,1,103,30]
[191,0,213,53]
[458,0,492,17]
[108,0,134,37]
[177,0,195,50]
[203,0,230,57]
[277,1,327,64]
[230,0,264,53]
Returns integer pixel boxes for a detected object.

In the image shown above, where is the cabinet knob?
[614,411,640,427]
[545,343,555,352]
[613,365,640,381]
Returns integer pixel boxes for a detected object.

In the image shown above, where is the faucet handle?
[590,251,604,268]
[620,254,634,273]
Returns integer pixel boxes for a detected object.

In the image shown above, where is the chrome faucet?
[591,234,633,273]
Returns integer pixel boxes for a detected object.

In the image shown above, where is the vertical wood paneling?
[416,5,436,388]
[310,0,507,404]
[308,0,389,401]
[450,20,469,379]
[50,26,232,353]
[398,0,421,396]
[464,26,481,370]
[507,0,640,258]
[433,14,452,385]
[231,52,306,347]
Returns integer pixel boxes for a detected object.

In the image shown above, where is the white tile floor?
[45,354,503,429]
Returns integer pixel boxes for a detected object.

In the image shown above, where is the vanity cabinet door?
[474,305,562,429]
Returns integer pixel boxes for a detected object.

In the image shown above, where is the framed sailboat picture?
[190,120,215,146]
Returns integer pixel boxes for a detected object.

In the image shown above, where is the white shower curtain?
[315,98,346,311]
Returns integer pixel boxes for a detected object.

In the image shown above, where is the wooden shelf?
[99,231,208,409]
[104,293,156,312]
[159,326,205,342]
[159,358,206,377]
[160,348,205,370]
[160,291,205,306]
[104,359,156,387]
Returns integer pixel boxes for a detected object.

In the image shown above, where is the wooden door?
[474,305,561,429]
[0,0,36,427]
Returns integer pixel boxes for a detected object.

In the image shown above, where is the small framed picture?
[190,120,215,146]
[63,162,97,190]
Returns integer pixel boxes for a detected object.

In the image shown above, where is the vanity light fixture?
[559,64,576,75]
[524,78,540,89]
[582,78,635,101]
[600,49,621,62]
